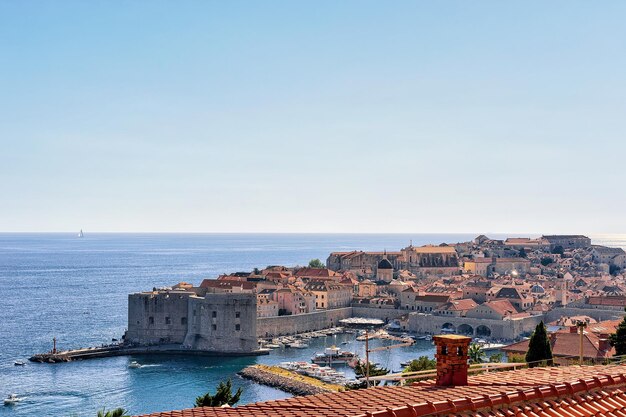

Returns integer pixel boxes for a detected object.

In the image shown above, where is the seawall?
[257,308,352,338]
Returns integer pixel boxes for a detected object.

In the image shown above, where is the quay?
[29,344,268,363]
[238,364,344,396]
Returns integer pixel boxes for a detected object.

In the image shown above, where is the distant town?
[121,234,626,364]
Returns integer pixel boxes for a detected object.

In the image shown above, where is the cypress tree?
[609,309,626,356]
[525,321,553,367]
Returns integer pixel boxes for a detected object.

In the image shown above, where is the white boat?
[265,343,281,349]
[78,229,84,238]
[424,335,432,341]
[312,346,358,365]
[14,361,25,366]
[4,394,23,406]
[289,341,308,349]
[128,361,142,369]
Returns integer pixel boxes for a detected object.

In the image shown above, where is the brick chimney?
[433,334,471,386]
[599,338,611,353]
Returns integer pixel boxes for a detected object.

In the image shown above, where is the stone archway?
[476,325,492,337]
[441,322,456,333]
[457,323,474,336]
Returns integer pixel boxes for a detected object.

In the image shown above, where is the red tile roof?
[134,363,626,417]
[502,330,614,360]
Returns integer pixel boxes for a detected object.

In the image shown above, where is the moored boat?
[311,346,357,365]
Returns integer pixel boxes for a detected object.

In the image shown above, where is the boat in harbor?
[128,361,142,369]
[14,361,25,366]
[289,341,308,349]
[4,394,23,406]
[78,229,84,238]
[312,346,358,365]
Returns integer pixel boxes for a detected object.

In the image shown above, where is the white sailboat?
[78,229,84,238]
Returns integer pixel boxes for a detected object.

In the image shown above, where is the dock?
[29,344,269,363]
[238,364,345,396]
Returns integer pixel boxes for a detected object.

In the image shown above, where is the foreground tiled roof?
[135,363,626,417]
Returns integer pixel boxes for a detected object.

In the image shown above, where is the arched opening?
[457,324,474,336]
[441,322,456,333]
[476,325,491,337]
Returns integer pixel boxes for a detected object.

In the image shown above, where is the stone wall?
[184,293,257,353]
[407,312,544,340]
[126,291,192,345]
[351,306,407,321]
[126,291,258,353]
[545,306,626,323]
[257,307,352,338]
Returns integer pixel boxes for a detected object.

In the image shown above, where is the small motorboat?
[290,341,309,349]
[14,361,26,366]
[128,361,142,369]
[4,394,23,406]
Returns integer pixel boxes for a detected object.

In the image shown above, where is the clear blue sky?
[1,1,625,233]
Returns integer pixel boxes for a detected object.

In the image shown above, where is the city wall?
[545,307,626,323]
[407,312,544,340]
[351,306,407,321]
[257,307,352,338]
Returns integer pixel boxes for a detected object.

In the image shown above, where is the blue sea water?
[0,233,623,417]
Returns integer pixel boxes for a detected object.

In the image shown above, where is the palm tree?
[96,408,130,417]
[195,379,242,407]
[468,343,485,364]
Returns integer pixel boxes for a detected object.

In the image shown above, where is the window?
[212,324,217,331]
[212,311,217,318]
[181,317,187,325]
[149,316,154,325]
[235,324,241,331]
[165,316,171,325]
[235,311,240,318]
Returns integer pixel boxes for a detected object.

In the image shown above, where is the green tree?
[96,409,130,417]
[468,343,486,364]
[308,259,325,268]
[403,356,436,372]
[525,321,553,367]
[610,265,622,276]
[540,257,553,266]
[346,360,389,389]
[551,245,564,255]
[354,360,389,378]
[609,309,626,356]
[195,379,242,408]
[518,248,527,258]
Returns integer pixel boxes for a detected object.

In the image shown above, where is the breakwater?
[238,364,344,396]
[29,344,268,363]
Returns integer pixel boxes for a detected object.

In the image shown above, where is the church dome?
[530,284,545,293]
[378,258,393,269]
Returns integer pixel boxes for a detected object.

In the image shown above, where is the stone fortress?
[125,283,258,354]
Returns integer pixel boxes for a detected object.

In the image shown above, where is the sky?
[1,1,625,234]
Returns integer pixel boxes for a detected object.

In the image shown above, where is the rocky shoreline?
[238,365,339,396]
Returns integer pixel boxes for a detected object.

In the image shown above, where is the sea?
[0,233,624,417]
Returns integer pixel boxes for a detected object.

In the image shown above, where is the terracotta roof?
[480,299,518,316]
[587,296,626,306]
[437,298,478,311]
[502,330,614,360]
[134,363,626,417]
[294,268,340,278]
[199,279,256,290]
[407,245,457,254]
